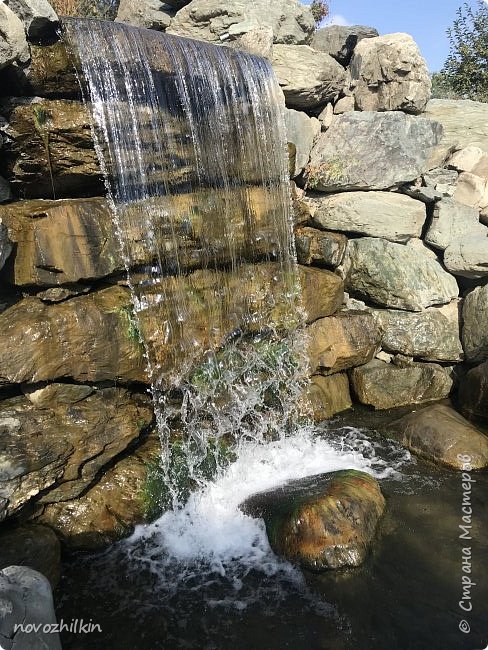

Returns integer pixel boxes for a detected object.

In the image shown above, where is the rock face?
[0,220,12,271]
[350,359,453,409]
[0,389,153,520]
[5,0,59,41]
[424,198,485,250]
[453,172,488,221]
[116,0,174,31]
[295,226,347,268]
[462,285,488,363]
[308,311,381,375]
[0,524,60,586]
[299,265,343,323]
[306,373,352,421]
[305,112,443,192]
[373,302,463,362]
[309,191,426,242]
[444,234,488,279]
[0,2,29,70]
[271,45,346,109]
[388,403,488,470]
[343,238,459,311]
[285,108,320,177]
[0,198,123,285]
[36,435,161,549]
[0,176,12,203]
[425,99,488,168]
[168,0,315,45]
[349,33,431,114]
[0,98,103,199]
[0,287,147,385]
[0,566,61,650]
[311,25,378,66]
[459,361,488,422]
[242,470,385,570]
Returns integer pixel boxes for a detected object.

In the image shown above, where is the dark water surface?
[56,408,488,650]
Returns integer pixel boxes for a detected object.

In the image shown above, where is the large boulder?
[388,403,488,470]
[343,237,459,311]
[305,112,443,192]
[309,191,426,243]
[424,197,486,250]
[425,99,488,168]
[168,0,315,45]
[305,373,352,421]
[308,311,381,375]
[116,0,175,31]
[285,108,320,177]
[462,284,488,363]
[299,266,344,323]
[311,25,378,66]
[295,226,347,268]
[35,435,161,549]
[5,0,58,41]
[0,388,153,520]
[444,233,488,279]
[0,2,29,70]
[458,360,488,422]
[0,198,123,285]
[0,566,61,650]
[350,359,453,409]
[0,98,103,199]
[373,301,463,362]
[349,33,431,114]
[452,171,488,221]
[242,470,385,570]
[0,286,147,385]
[271,45,346,109]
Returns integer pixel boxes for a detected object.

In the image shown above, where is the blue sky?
[302,0,483,72]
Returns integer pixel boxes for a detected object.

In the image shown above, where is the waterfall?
[63,19,309,506]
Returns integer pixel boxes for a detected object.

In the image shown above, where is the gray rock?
[295,226,347,267]
[227,25,274,58]
[310,191,426,242]
[425,99,488,168]
[305,112,443,192]
[448,146,488,174]
[444,234,488,279]
[317,103,334,130]
[349,33,431,114]
[459,360,488,422]
[0,176,12,203]
[343,237,459,311]
[350,359,453,409]
[423,167,458,196]
[6,0,58,40]
[116,0,175,31]
[0,220,12,271]
[284,108,320,177]
[0,2,29,69]
[311,25,378,65]
[333,95,354,114]
[0,566,61,650]
[0,525,60,587]
[424,198,486,250]
[388,403,488,470]
[462,284,488,364]
[373,301,463,362]
[168,0,315,45]
[271,45,347,109]
[453,171,488,220]
[305,373,352,421]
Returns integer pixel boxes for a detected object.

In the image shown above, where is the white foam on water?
[127,426,410,581]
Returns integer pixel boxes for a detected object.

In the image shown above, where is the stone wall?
[0,0,487,557]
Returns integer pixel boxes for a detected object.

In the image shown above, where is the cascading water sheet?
[63,18,308,502]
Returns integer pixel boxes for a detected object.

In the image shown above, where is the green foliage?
[430,72,463,100]
[310,0,329,26]
[441,1,488,102]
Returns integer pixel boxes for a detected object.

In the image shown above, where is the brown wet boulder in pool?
[242,469,385,570]
[387,403,488,470]
[0,524,60,587]
[459,360,488,422]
